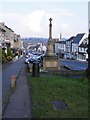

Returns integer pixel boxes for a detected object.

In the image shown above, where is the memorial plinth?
[43,55,60,71]
[43,18,60,71]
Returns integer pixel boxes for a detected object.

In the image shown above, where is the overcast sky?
[0,1,88,38]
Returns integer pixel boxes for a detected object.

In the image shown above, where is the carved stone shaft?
[47,18,54,55]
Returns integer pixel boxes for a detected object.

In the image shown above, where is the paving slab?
[2,63,32,118]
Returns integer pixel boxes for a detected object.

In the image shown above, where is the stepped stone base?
[43,55,60,71]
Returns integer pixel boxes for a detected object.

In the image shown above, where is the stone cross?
[49,18,52,39]
[47,18,54,55]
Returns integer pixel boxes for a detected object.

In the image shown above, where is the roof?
[73,33,85,44]
[59,41,66,44]
[0,27,6,32]
[55,41,66,44]
[66,36,75,42]
[5,25,14,32]
[79,42,87,48]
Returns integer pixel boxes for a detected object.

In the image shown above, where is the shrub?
[7,56,13,61]
[2,49,7,63]
[7,48,13,58]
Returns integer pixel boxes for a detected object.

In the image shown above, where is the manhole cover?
[53,100,68,110]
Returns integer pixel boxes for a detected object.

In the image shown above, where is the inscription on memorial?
[45,61,57,67]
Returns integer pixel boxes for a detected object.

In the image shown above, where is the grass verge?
[28,75,88,118]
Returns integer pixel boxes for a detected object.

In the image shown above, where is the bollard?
[11,75,16,88]
[32,61,40,77]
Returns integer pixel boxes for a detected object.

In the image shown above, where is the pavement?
[2,62,32,118]
[2,57,26,102]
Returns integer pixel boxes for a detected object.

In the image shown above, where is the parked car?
[25,52,33,58]
[25,54,41,64]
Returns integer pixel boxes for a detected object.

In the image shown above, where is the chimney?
[60,33,62,41]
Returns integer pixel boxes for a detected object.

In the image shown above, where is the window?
[84,48,86,52]
[82,55,86,60]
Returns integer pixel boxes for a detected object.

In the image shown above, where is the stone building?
[0,22,23,55]
[0,22,6,47]
[5,25,14,48]
[0,22,15,49]
[13,34,23,49]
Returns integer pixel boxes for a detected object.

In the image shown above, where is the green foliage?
[7,48,13,59]
[2,47,14,63]
[2,49,7,63]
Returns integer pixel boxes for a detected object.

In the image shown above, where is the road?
[61,59,88,70]
[2,58,88,97]
[2,57,25,98]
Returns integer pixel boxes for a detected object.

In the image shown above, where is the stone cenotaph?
[43,18,60,71]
